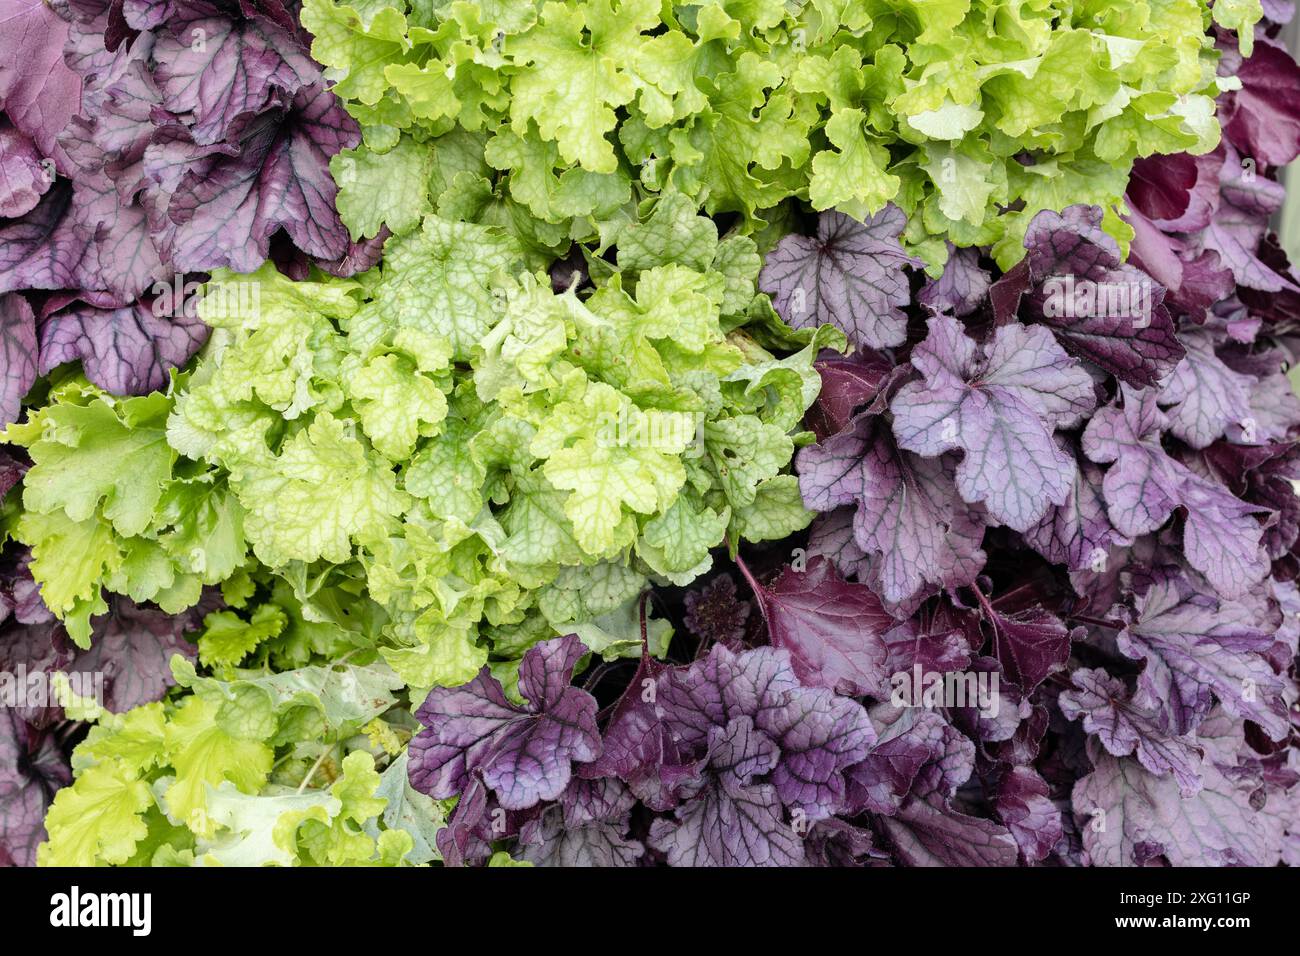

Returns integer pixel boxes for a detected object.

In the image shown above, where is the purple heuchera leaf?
[758,206,923,350]
[805,506,871,578]
[163,83,360,271]
[1,587,199,724]
[0,0,81,172]
[1072,739,1291,866]
[1058,667,1204,795]
[804,817,878,866]
[755,682,875,820]
[0,618,68,729]
[38,295,208,394]
[408,634,601,810]
[0,549,53,629]
[0,0,360,424]
[1128,153,1199,222]
[1081,385,1186,538]
[798,412,986,607]
[654,643,799,752]
[575,642,885,856]
[1115,571,1289,741]
[0,446,25,504]
[579,653,687,812]
[66,167,166,299]
[0,122,50,218]
[432,775,501,867]
[0,293,37,425]
[890,314,1095,531]
[979,601,1073,692]
[1193,144,1296,292]
[71,596,200,713]
[738,556,894,697]
[987,700,1050,767]
[1218,37,1300,169]
[1126,209,1234,319]
[151,16,321,147]
[992,205,1184,387]
[0,710,71,868]
[866,706,1019,865]
[647,716,806,867]
[0,181,93,296]
[992,766,1062,864]
[1178,472,1272,600]
[843,705,949,816]
[1083,385,1270,597]
[948,653,1032,744]
[1023,440,1130,572]
[314,228,387,278]
[805,347,894,441]
[880,616,971,678]
[917,244,990,318]
[1158,327,1254,450]
[118,0,299,36]
[1202,439,1300,562]
[518,777,644,867]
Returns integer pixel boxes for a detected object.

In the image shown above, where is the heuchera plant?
[9,3,1300,868]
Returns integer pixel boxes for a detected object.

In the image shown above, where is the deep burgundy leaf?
[738,556,894,697]
[980,601,1074,692]
[1219,38,1300,168]
[805,347,893,441]
[1128,153,1198,221]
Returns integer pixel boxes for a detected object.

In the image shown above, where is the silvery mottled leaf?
[891,315,1094,531]
[759,206,921,350]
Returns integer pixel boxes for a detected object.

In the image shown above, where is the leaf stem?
[296,744,334,795]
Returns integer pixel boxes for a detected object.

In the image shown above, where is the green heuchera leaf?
[300,0,1243,262]
[169,194,831,687]
[198,605,289,670]
[369,753,448,864]
[39,762,155,866]
[39,660,414,867]
[2,379,243,646]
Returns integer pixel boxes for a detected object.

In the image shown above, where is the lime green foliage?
[168,195,833,692]
[305,0,1247,269]
[1,378,248,646]
[39,658,422,867]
